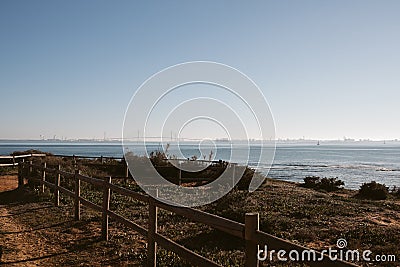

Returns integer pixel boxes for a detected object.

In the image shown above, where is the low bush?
[235,167,255,190]
[303,176,320,188]
[302,176,344,192]
[357,181,389,200]
[390,186,400,199]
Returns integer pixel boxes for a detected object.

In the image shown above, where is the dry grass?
[1,158,399,266]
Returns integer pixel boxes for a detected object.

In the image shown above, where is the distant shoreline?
[0,139,399,145]
[1,143,399,190]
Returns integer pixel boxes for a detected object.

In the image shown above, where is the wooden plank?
[76,173,104,187]
[102,177,111,241]
[31,154,47,157]
[18,163,23,188]
[148,192,158,267]
[154,233,222,267]
[41,162,46,193]
[6,153,45,159]
[155,201,245,239]
[42,166,59,174]
[108,183,149,203]
[0,154,45,160]
[245,213,259,267]
[57,169,74,177]
[79,197,103,212]
[180,178,214,182]
[178,165,182,185]
[165,158,220,164]
[106,209,147,237]
[14,154,32,159]
[254,231,358,267]
[74,170,81,220]
[124,164,129,178]
[108,176,132,179]
[43,180,55,189]
[53,154,123,160]
[58,186,75,197]
[0,163,18,167]
[55,165,60,206]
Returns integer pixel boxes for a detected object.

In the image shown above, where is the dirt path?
[0,185,145,266]
[0,174,18,192]
[0,202,68,266]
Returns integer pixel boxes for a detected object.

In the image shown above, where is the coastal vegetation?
[301,176,345,192]
[391,186,400,199]
[357,181,389,200]
[0,151,399,266]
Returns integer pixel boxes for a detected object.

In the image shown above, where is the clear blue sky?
[1,1,399,140]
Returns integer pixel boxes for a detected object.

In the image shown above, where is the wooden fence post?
[148,189,158,267]
[41,162,46,193]
[18,161,23,188]
[29,160,32,176]
[102,176,112,241]
[232,164,236,187]
[74,169,81,220]
[245,213,259,267]
[73,155,77,169]
[12,155,15,166]
[178,163,182,186]
[55,164,61,207]
[124,161,129,184]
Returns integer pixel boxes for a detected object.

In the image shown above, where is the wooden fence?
[18,160,358,267]
[0,153,46,167]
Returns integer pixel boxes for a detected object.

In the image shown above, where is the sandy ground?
[1,173,399,266]
[0,175,145,266]
[0,175,18,192]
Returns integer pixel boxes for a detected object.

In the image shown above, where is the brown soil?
[1,168,399,266]
[0,175,18,192]
[0,187,145,266]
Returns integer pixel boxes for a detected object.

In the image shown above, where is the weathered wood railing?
[1,152,228,185]
[0,153,46,167]
[18,161,358,267]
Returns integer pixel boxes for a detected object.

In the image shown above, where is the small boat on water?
[317,141,320,146]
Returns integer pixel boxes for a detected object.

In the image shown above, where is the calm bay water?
[1,141,399,189]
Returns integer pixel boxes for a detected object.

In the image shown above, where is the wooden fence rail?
[0,153,46,167]
[18,161,358,267]
[1,153,228,186]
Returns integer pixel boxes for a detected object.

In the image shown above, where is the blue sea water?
[1,141,399,189]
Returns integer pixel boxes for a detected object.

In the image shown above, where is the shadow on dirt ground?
[0,185,145,266]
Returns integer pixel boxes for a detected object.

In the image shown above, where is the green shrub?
[302,176,344,192]
[390,186,400,199]
[235,167,255,190]
[357,181,389,200]
[319,177,345,191]
[0,166,14,175]
[303,176,320,188]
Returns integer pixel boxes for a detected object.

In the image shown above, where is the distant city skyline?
[1,1,399,141]
[0,135,398,142]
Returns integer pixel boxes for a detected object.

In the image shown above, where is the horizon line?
[0,138,398,142]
